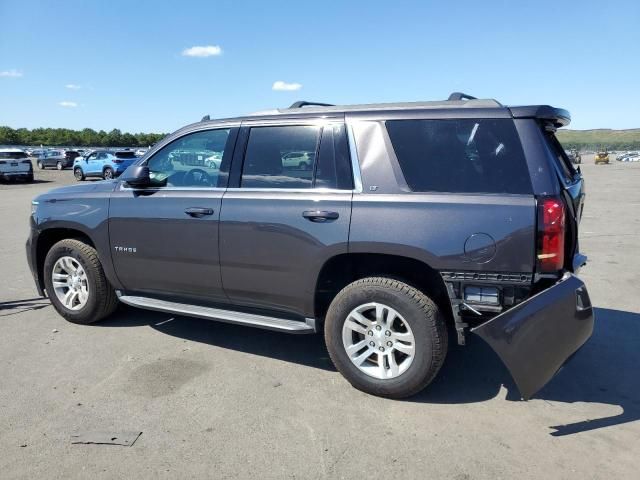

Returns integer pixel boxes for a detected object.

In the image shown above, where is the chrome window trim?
[346,122,363,193]
[225,187,354,194]
[118,183,227,192]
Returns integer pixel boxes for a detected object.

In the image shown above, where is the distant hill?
[557,129,640,151]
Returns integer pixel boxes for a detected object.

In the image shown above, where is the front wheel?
[43,239,119,324]
[324,277,448,398]
[103,167,114,180]
[56,161,63,170]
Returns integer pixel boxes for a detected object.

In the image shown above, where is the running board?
[116,293,316,334]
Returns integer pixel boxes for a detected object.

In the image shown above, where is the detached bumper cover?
[472,273,594,400]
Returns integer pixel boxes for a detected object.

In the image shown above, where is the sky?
[1,0,639,133]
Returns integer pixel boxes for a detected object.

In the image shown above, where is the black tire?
[324,277,448,399]
[43,239,119,324]
[56,161,63,170]
[37,160,45,170]
[103,167,114,180]
[74,168,84,181]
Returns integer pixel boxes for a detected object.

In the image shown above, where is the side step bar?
[116,293,316,334]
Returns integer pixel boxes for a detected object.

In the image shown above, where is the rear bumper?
[472,273,594,400]
[1,171,32,179]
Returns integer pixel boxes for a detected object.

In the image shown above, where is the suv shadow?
[100,305,639,435]
[100,305,335,371]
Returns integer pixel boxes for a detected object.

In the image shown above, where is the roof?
[194,92,571,131]
[0,148,26,153]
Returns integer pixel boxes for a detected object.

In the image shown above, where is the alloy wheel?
[342,302,416,379]
[51,256,89,311]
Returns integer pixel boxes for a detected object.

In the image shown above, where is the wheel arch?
[34,226,121,295]
[314,253,453,327]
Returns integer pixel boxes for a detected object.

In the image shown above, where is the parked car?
[566,149,581,164]
[282,151,315,170]
[134,148,148,157]
[27,93,593,400]
[72,150,138,180]
[617,152,640,162]
[36,150,74,170]
[0,148,33,182]
[594,151,610,164]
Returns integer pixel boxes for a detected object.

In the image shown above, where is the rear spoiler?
[509,105,571,128]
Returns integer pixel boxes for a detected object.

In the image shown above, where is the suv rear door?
[219,120,354,317]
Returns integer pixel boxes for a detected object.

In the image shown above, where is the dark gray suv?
[26,93,594,399]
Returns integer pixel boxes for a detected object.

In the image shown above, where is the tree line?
[0,126,167,148]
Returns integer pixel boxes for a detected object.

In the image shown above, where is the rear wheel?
[298,161,308,170]
[103,167,114,180]
[74,168,85,181]
[325,277,448,398]
[43,239,119,324]
[37,160,45,170]
[56,161,63,170]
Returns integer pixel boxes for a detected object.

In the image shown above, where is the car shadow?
[410,306,640,435]
[100,305,335,371]
[0,297,50,316]
[100,305,640,435]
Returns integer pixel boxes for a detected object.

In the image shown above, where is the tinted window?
[386,119,532,194]
[314,124,353,190]
[146,129,230,188]
[241,126,320,188]
[0,151,28,159]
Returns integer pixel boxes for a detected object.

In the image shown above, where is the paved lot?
[1,158,639,479]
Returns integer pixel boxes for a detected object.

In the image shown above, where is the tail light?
[537,197,565,272]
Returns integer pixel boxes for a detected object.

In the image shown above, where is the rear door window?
[241,125,320,188]
[239,124,353,190]
[386,118,532,194]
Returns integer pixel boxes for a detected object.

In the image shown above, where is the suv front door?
[108,127,238,301]
[219,121,354,317]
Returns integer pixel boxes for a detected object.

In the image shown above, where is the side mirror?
[120,165,151,187]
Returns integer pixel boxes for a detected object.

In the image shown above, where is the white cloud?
[181,45,222,57]
[59,101,78,108]
[272,80,302,91]
[65,84,82,90]
[0,69,23,78]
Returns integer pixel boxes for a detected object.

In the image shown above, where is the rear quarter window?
[386,118,532,195]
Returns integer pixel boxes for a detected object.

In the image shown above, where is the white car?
[0,148,34,182]
[204,152,223,169]
[618,152,640,162]
[282,151,315,170]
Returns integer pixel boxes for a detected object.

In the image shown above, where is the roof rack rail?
[289,101,335,109]
[447,92,477,101]
[201,115,210,122]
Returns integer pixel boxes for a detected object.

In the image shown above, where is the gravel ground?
[0,156,638,479]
